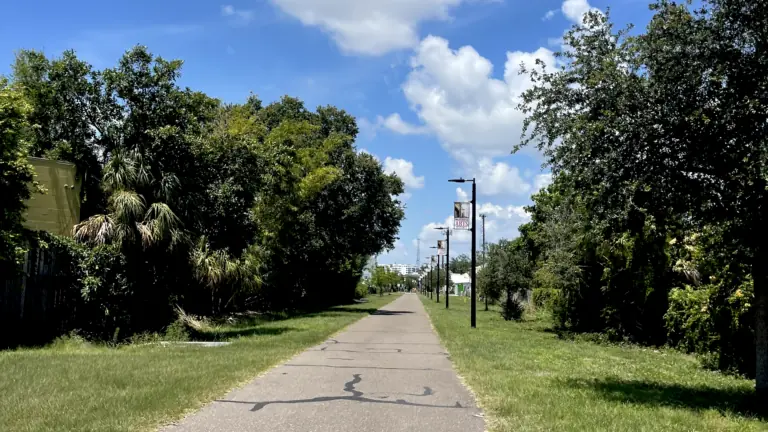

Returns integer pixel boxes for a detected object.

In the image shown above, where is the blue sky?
[1,0,655,266]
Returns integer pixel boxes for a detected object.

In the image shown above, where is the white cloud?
[534,172,553,191]
[377,36,560,197]
[562,0,599,24]
[456,187,469,202]
[419,216,471,246]
[221,4,255,23]
[543,9,558,20]
[397,36,556,160]
[379,240,410,263]
[268,0,464,55]
[378,113,430,135]
[474,158,531,197]
[417,202,531,254]
[383,157,425,189]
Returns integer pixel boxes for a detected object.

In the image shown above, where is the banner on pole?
[454,202,470,230]
[437,240,446,256]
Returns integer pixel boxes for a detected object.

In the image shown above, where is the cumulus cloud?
[383,35,556,196]
[473,158,532,197]
[456,188,469,202]
[383,157,425,189]
[533,172,553,191]
[562,0,599,24]
[378,113,430,135]
[268,0,464,55]
[543,9,558,21]
[221,4,255,23]
[417,202,531,251]
[398,36,556,160]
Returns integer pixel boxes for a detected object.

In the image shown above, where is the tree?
[450,254,471,274]
[519,2,768,393]
[0,79,40,272]
[477,239,532,319]
[4,45,405,342]
[12,50,114,219]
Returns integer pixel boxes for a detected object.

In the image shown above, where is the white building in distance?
[381,263,419,276]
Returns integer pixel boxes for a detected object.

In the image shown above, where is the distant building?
[380,263,419,276]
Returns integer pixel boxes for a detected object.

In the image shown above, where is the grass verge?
[0,294,400,432]
[420,295,765,432]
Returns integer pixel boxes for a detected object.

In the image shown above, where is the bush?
[532,288,559,309]
[502,294,524,321]
[354,282,368,299]
[164,319,191,341]
[665,279,755,376]
[23,232,136,342]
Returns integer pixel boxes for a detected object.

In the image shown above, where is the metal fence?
[1,245,76,347]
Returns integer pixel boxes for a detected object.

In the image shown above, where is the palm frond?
[136,221,156,248]
[145,202,182,231]
[114,222,135,246]
[131,150,154,187]
[102,151,136,192]
[73,214,116,245]
[169,228,191,251]
[190,239,224,287]
[109,190,146,224]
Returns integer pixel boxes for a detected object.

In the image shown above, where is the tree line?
[476,0,768,394]
[0,46,404,344]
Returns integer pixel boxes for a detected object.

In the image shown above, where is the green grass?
[420,295,766,432]
[0,294,400,432]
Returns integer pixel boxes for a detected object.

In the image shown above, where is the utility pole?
[481,213,487,311]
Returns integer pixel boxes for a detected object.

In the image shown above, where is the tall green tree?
[519,2,768,393]
[12,50,114,218]
[0,79,40,271]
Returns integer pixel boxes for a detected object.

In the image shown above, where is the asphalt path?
[162,293,485,431]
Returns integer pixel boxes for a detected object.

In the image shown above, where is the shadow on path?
[216,374,464,412]
[285,364,449,372]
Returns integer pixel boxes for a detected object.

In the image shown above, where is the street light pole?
[435,226,451,309]
[429,257,434,299]
[471,179,477,328]
[436,255,440,303]
[481,213,487,311]
[446,229,450,309]
[449,177,477,328]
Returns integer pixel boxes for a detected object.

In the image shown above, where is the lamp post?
[435,227,450,309]
[481,213,487,311]
[429,256,434,299]
[430,246,439,302]
[449,177,477,328]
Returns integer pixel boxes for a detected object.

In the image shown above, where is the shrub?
[502,295,525,321]
[354,282,368,299]
[665,279,755,376]
[164,319,191,341]
[532,288,559,309]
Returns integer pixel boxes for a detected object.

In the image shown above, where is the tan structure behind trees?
[23,157,81,236]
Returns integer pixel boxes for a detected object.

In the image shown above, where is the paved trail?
[163,293,485,432]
